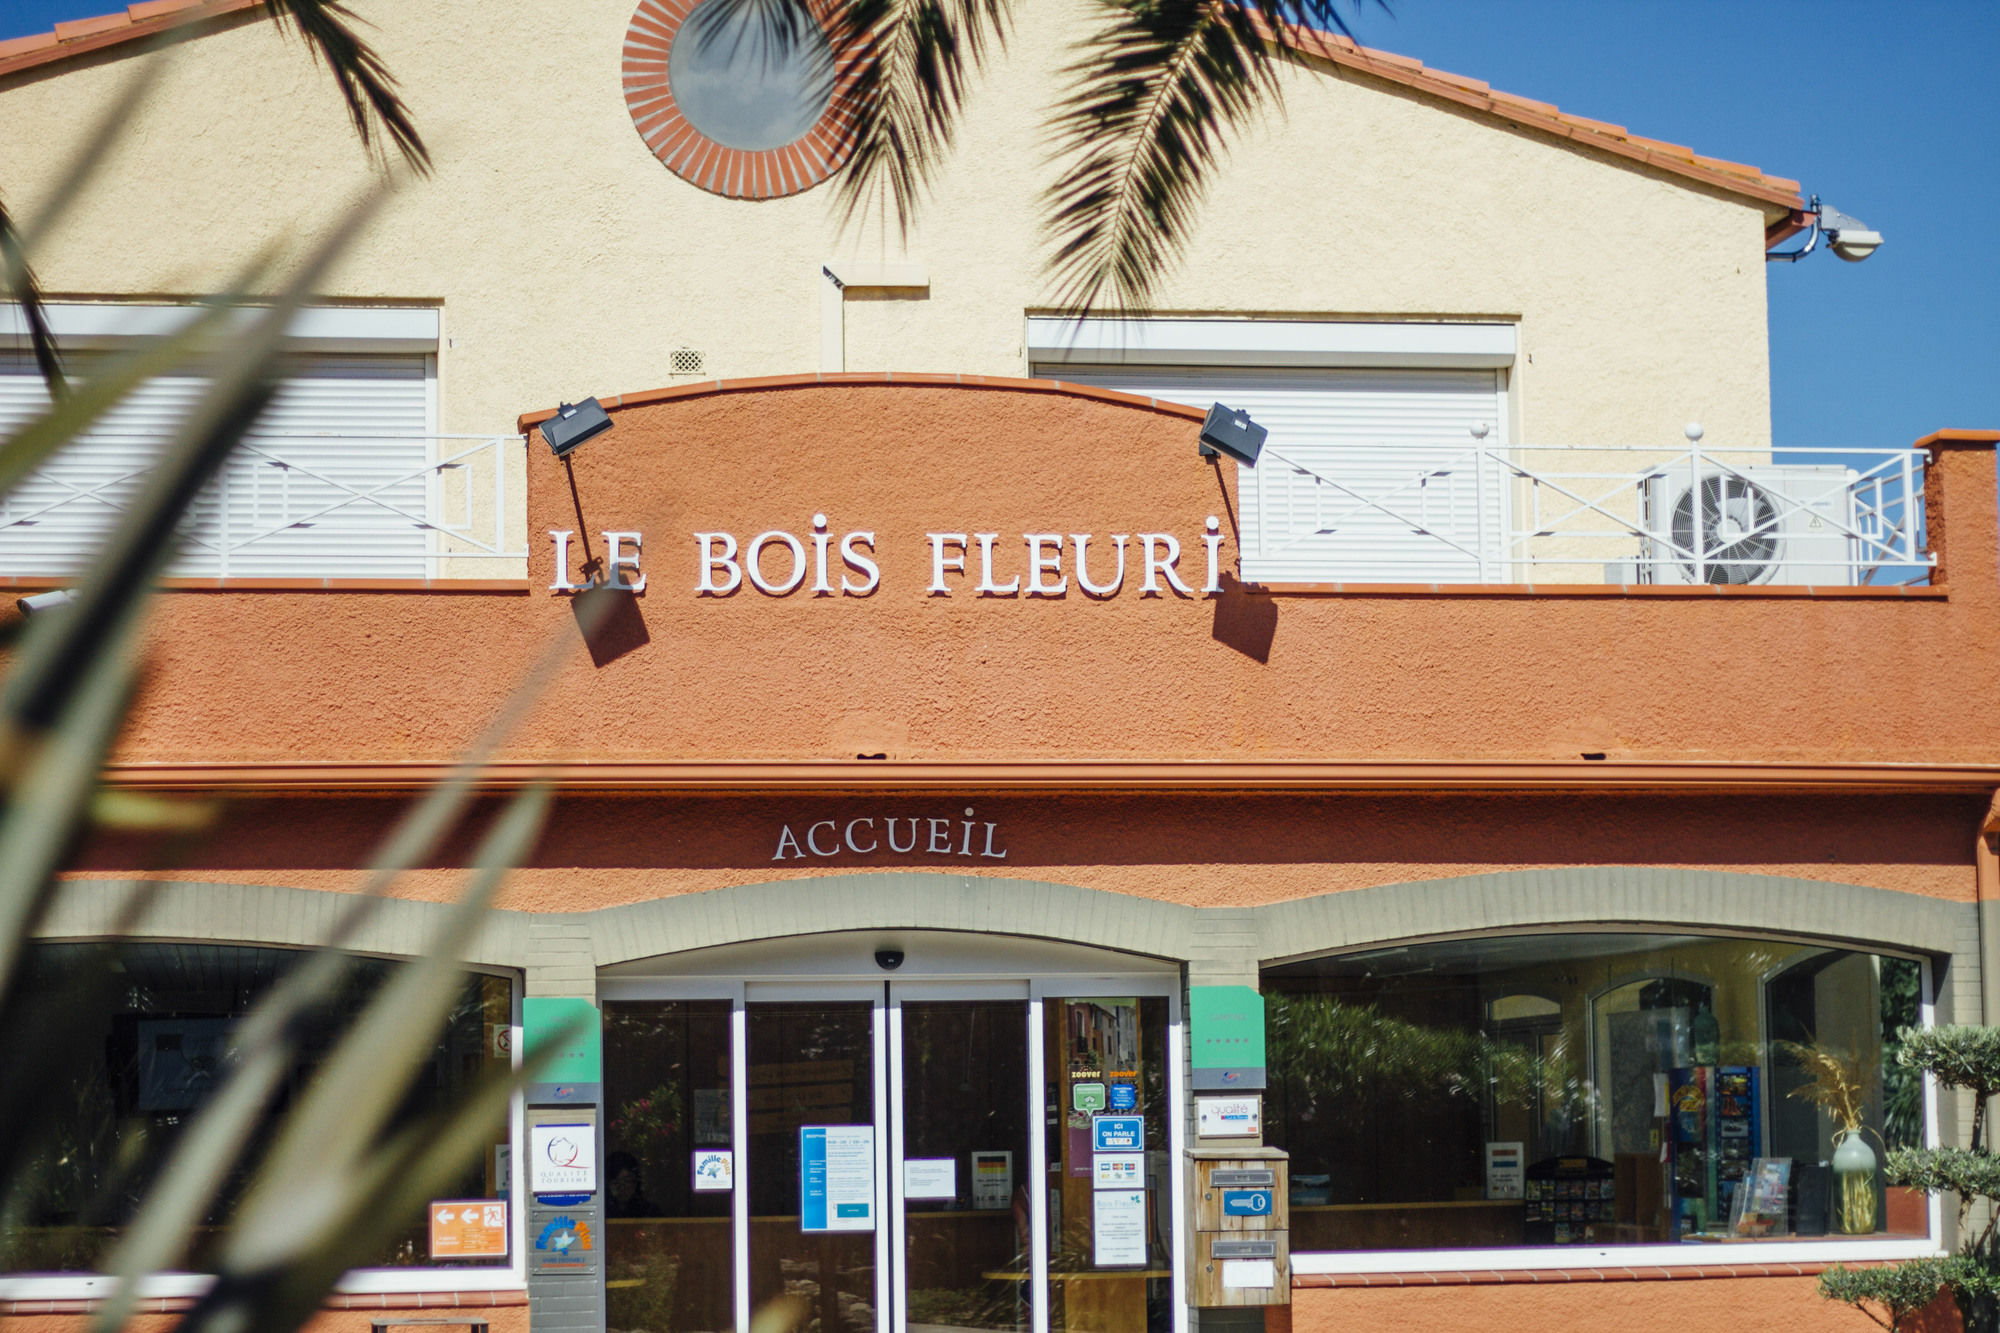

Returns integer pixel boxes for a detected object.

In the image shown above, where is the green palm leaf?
[832,0,1016,233]
[1042,0,1381,313]
[262,0,431,174]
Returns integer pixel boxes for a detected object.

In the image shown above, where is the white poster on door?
[904,1157,956,1200]
[800,1125,875,1232]
[1092,1188,1147,1266]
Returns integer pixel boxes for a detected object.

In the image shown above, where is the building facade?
[1,3,1995,1332]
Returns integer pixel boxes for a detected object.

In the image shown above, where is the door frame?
[601,964,1185,1333]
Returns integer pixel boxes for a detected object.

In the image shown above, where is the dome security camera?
[874,948,905,971]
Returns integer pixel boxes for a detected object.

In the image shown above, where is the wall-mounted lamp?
[1198,402,1266,466]
[1768,194,1884,263]
[16,589,74,616]
[542,397,614,457]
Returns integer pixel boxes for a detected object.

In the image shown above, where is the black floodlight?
[1199,402,1265,466]
[543,397,613,457]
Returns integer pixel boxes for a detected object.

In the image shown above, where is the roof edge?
[515,371,1210,434]
[0,0,261,79]
[5,5,1803,217]
[1263,16,1804,214]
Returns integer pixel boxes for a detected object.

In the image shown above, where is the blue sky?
[4,0,1994,448]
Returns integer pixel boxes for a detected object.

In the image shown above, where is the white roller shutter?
[1043,364,1507,583]
[0,352,432,579]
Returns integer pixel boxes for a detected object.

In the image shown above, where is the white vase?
[1833,1130,1879,1234]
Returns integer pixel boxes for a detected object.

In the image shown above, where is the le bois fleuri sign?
[548,515,1231,599]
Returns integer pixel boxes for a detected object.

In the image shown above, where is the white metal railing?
[1245,432,1931,587]
[0,433,528,581]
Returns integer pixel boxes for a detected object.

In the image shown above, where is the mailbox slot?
[1193,1229,1291,1308]
[1190,1149,1290,1307]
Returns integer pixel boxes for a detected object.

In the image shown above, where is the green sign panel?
[523,997,603,1084]
[1189,985,1266,1090]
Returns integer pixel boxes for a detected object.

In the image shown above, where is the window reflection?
[1264,933,1925,1252]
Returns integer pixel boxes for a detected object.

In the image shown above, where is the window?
[1029,317,1515,584]
[1262,932,1929,1263]
[0,942,514,1278]
[0,305,453,580]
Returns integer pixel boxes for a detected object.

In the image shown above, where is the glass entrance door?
[890,990,1032,1333]
[604,971,1182,1333]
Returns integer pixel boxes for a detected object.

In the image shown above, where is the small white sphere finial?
[1684,422,1705,442]
[1470,422,1490,440]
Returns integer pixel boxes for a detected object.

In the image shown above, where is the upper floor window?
[1034,318,1926,588]
[0,306,520,582]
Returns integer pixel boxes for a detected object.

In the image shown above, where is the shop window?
[1263,932,1928,1258]
[0,942,513,1277]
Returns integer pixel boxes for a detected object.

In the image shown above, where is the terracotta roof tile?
[52,13,133,40]
[0,32,60,59]
[4,3,1804,217]
[0,0,260,80]
[1260,17,1801,212]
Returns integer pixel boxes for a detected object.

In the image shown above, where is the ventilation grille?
[670,348,705,375]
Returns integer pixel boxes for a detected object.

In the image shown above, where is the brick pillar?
[524,916,604,1333]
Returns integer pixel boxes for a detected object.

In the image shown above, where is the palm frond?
[1041,0,1381,314]
[832,0,1016,234]
[0,197,64,399]
[262,0,430,174]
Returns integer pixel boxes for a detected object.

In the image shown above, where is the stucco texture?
[1285,1279,1954,1333]
[0,0,1776,453]
[69,791,1985,911]
[95,385,2000,774]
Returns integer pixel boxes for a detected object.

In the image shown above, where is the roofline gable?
[2,3,1803,225]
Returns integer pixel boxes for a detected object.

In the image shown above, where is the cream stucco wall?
[0,0,1777,491]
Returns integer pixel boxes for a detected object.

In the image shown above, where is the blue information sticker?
[1107,1082,1137,1111]
[1092,1115,1145,1152]
[1222,1189,1273,1216]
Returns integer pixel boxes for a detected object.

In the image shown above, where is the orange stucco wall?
[72,790,1984,910]
[89,383,1999,773]
[1284,1278,1956,1333]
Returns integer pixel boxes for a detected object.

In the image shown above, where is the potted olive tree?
[1818,1026,2000,1332]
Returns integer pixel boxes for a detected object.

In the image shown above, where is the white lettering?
[844,817,877,854]
[603,531,646,592]
[840,532,880,595]
[1202,516,1224,594]
[810,514,834,595]
[806,819,839,856]
[928,817,955,853]
[1073,533,1127,597]
[887,817,919,853]
[1024,534,1067,596]
[981,823,1007,859]
[974,534,1019,595]
[695,532,742,595]
[747,530,807,595]
[927,534,967,595]
[1140,533,1193,596]
[773,824,804,860]
[548,529,582,592]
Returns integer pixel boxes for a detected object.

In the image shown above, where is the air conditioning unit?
[1638,465,1858,586]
